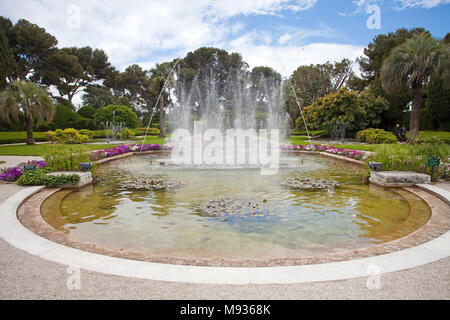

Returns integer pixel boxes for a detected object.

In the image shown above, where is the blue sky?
[1,0,449,78]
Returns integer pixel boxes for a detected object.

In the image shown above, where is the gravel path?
[0,156,45,170]
[0,184,449,300]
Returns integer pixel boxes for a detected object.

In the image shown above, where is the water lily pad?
[281,177,339,190]
[198,197,270,217]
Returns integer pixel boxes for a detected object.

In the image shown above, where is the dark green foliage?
[50,105,85,129]
[356,128,397,144]
[356,28,431,129]
[82,84,129,109]
[36,46,114,103]
[77,105,96,118]
[13,19,58,80]
[17,168,80,187]
[94,105,139,128]
[0,31,16,89]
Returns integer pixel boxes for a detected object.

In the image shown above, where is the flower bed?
[281,144,368,161]
[0,160,47,182]
[90,144,165,160]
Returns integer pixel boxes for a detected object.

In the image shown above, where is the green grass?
[0,144,120,156]
[291,129,328,137]
[407,131,450,143]
[0,129,153,145]
[133,135,168,145]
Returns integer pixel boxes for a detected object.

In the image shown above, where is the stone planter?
[46,171,93,190]
[369,171,431,187]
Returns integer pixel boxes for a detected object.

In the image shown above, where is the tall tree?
[12,19,57,80]
[0,81,55,144]
[381,33,443,138]
[104,64,151,115]
[355,28,430,128]
[250,66,282,102]
[37,47,113,106]
[82,84,129,109]
[286,59,354,126]
[0,17,16,89]
[149,62,174,138]
[0,31,15,89]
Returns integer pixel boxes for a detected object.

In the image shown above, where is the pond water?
[41,153,431,260]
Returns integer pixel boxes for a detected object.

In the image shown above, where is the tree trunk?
[409,83,423,139]
[159,95,165,138]
[26,115,35,145]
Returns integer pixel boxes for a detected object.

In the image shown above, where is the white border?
[0,186,449,285]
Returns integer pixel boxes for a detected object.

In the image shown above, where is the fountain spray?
[271,48,312,145]
[140,58,181,152]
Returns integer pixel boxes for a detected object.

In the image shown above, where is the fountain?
[102,111,126,142]
[329,120,349,142]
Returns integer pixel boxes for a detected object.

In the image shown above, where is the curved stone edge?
[1,185,449,285]
[416,184,450,205]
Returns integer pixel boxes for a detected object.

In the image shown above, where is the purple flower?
[0,167,23,182]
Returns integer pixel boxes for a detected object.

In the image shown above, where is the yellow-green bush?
[356,128,397,144]
[44,128,92,144]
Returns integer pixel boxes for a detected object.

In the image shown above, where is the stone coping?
[0,185,448,284]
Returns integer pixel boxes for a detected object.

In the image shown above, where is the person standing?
[393,124,401,142]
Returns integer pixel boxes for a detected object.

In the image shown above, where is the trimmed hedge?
[0,131,47,144]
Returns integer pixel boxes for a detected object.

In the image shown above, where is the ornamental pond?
[40,152,431,262]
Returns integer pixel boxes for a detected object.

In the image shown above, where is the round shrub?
[77,105,96,119]
[94,105,139,129]
[44,128,90,144]
[79,129,94,139]
[356,128,397,144]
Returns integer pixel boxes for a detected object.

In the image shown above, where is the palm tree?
[381,33,444,138]
[0,81,55,144]
[149,62,174,138]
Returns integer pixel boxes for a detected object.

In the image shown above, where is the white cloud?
[227,42,364,77]
[0,0,320,70]
[394,0,450,9]
[352,0,450,12]
[208,0,318,19]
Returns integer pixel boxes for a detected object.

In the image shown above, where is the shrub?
[94,105,139,129]
[79,129,94,139]
[17,168,80,187]
[44,128,91,144]
[77,105,96,119]
[121,128,134,139]
[356,128,397,144]
[139,127,160,135]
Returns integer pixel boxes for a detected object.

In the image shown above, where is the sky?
[0,0,449,104]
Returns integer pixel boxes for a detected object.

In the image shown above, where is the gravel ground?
[0,156,45,170]
[0,184,449,300]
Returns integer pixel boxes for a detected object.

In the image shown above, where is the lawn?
[0,129,154,145]
[0,144,120,156]
[0,135,167,156]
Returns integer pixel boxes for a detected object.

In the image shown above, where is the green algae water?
[41,154,431,259]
